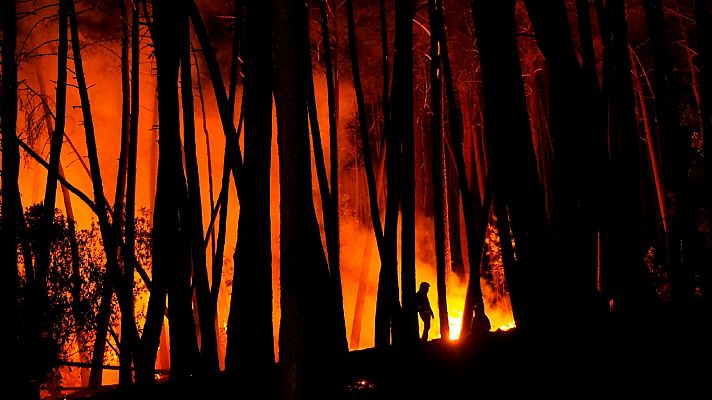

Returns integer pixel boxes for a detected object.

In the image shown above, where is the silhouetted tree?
[272,0,339,397]
[428,0,450,341]
[225,0,275,384]
[601,0,657,316]
[151,0,199,381]
[1,0,24,396]
[396,0,418,346]
[471,0,553,332]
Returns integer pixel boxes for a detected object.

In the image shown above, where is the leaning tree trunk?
[428,0,450,341]
[225,0,275,385]
[151,0,199,381]
[272,0,340,397]
[471,0,553,333]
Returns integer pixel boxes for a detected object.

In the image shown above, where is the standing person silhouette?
[416,282,434,341]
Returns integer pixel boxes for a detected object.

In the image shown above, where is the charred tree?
[120,0,141,387]
[471,0,553,332]
[320,0,347,354]
[395,0,418,346]
[1,0,25,396]
[225,0,275,384]
[435,1,489,335]
[67,0,140,388]
[428,0,450,341]
[179,14,219,376]
[524,0,602,325]
[151,0,199,381]
[346,0,401,348]
[601,0,657,317]
[272,0,339,397]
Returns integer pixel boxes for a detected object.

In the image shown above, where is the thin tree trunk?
[114,0,132,234]
[395,0,418,346]
[67,0,141,388]
[121,0,141,387]
[272,0,339,397]
[192,48,216,260]
[179,19,219,376]
[225,0,275,384]
[428,0,449,341]
[345,0,396,348]
[436,1,488,334]
[320,0,347,353]
[151,0,199,381]
[34,0,68,361]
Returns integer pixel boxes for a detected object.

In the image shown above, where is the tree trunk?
[272,0,339,397]
[524,0,601,325]
[114,0,131,234]
[642,0,697,310]
[436,1,488,335]
[471,0,553,332]
[320,0,347,353]
[179,16,219,376]
[225,0,275,384]
[694,0,712,308]
[152,0,199,381]
[346,0,400,348]
[395,0,418,346]
[601,0,657,317]
[120,0,141,388]
[428,0,450,341]
[1,1,25,396]
[69,0,141,388]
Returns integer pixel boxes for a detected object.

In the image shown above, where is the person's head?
[419,281,430,293]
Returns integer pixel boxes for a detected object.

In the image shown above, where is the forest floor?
[75,315,709,399]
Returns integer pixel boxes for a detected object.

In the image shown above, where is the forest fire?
[2,0,710,398]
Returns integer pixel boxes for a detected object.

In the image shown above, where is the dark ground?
[74,315,710,400]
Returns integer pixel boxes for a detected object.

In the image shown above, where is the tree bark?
[395,0,418,346]
[320,0,347,353]
[601,0,657,317]
[225,0,275,384]
[272,0,339,397]
[1,0,25,396]
[179,15,219,376]
[428,0,450,341]
[524,0,601,325]
[68,0,140,388]
[151,0,199,381]
[471,0,553,332]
